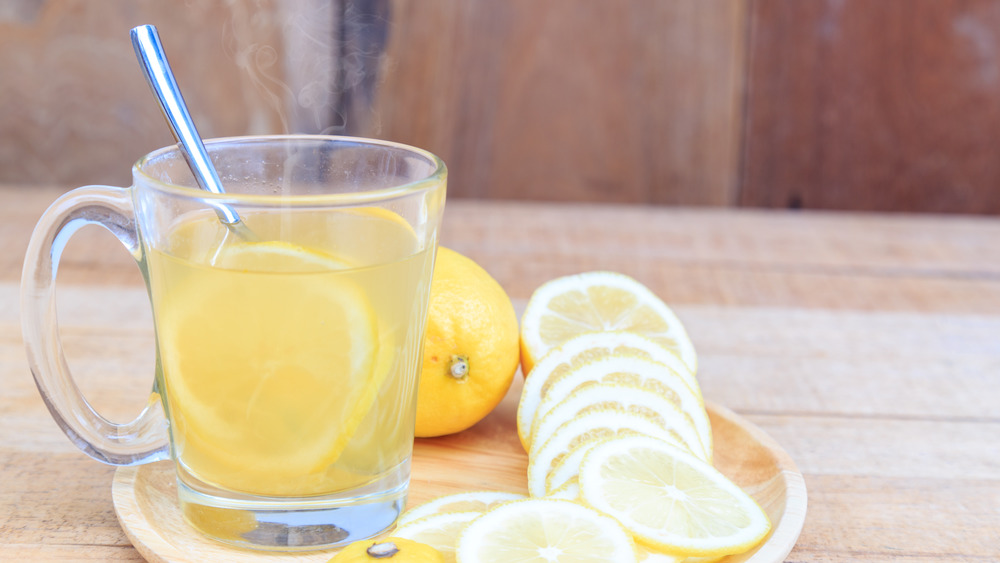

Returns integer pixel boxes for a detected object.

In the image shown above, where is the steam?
[223,1,294,134]
[223,0,390,137]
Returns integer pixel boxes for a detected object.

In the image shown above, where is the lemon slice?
[544,438,604,496]
[530,382,708,464]
[519,271,696,375]
[528,354,711,462]
[542,397,699,496]
[545,476,580,501]
[539,390,705,497]
[579,435,771,557]
[516,331,701,451]
[211,239,356,271]
[395,511,482,563]
[455,499,636,562]
[527,408,692,498]
[399,491,527,526]
[156,240,382,496]
[635,544,686,563]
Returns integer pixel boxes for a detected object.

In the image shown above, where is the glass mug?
[21,135,447,551]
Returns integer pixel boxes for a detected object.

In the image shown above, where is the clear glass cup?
[21,135,447,551]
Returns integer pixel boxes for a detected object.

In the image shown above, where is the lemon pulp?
[147,208,434,497]
[520,271,698,375]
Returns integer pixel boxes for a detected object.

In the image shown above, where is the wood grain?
[0,0,327,188]
[4,186,1000,561]
[11,2,1000,213]
[9,186,1000,313]
[108,403,806,562]
[743,0,1000,213]
[2,1,747,206]
[375,0,747,205]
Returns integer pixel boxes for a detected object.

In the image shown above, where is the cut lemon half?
[516,331,701,451]
[579,435,771,557]
[519,272,696,375]
[395,511,483,563]
[455,499,636,563]
[399,491,526,526]
[529,354,711,462]
[526,408,691,498]
[530,382,707,463]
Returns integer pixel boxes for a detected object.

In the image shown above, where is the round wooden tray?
[112,381,807,563]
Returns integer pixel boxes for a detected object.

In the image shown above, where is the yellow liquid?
[146,208,433,497]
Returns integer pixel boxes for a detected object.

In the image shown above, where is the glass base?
[175,462,409,551]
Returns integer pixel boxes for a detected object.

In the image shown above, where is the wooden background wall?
[3,0,1000,214]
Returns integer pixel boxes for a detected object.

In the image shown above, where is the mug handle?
[20,186,170,465]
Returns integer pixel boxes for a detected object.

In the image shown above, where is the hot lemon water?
[146,208,433,498]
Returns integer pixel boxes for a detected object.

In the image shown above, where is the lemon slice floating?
[579,435,771,558]
[156,238,382,496]
[519,271,697,375]
[211,239,355,271]
[455,499,636,563]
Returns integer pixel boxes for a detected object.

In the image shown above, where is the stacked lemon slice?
[394,272,771,563]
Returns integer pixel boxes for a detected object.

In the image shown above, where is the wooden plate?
[113,380,807,562]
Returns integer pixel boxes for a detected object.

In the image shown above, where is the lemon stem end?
[366,541,400,558]
[449,355,470,380]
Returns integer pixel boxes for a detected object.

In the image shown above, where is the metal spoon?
[130,24,256,241]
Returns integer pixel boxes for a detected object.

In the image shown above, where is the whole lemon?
[328,537,445,562]
[415,247,519,438]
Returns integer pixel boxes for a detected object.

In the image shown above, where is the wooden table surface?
[2,185,999,562]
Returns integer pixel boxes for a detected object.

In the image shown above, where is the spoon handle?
[130,24,241,225]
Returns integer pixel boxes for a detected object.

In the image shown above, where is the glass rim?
[132,134,447,206]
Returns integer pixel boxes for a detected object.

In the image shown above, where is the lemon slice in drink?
[519,272,697,375]
[211,239,355,271]
[455,499,637,563]
[156,239,382,496]
[579,435,771,557]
